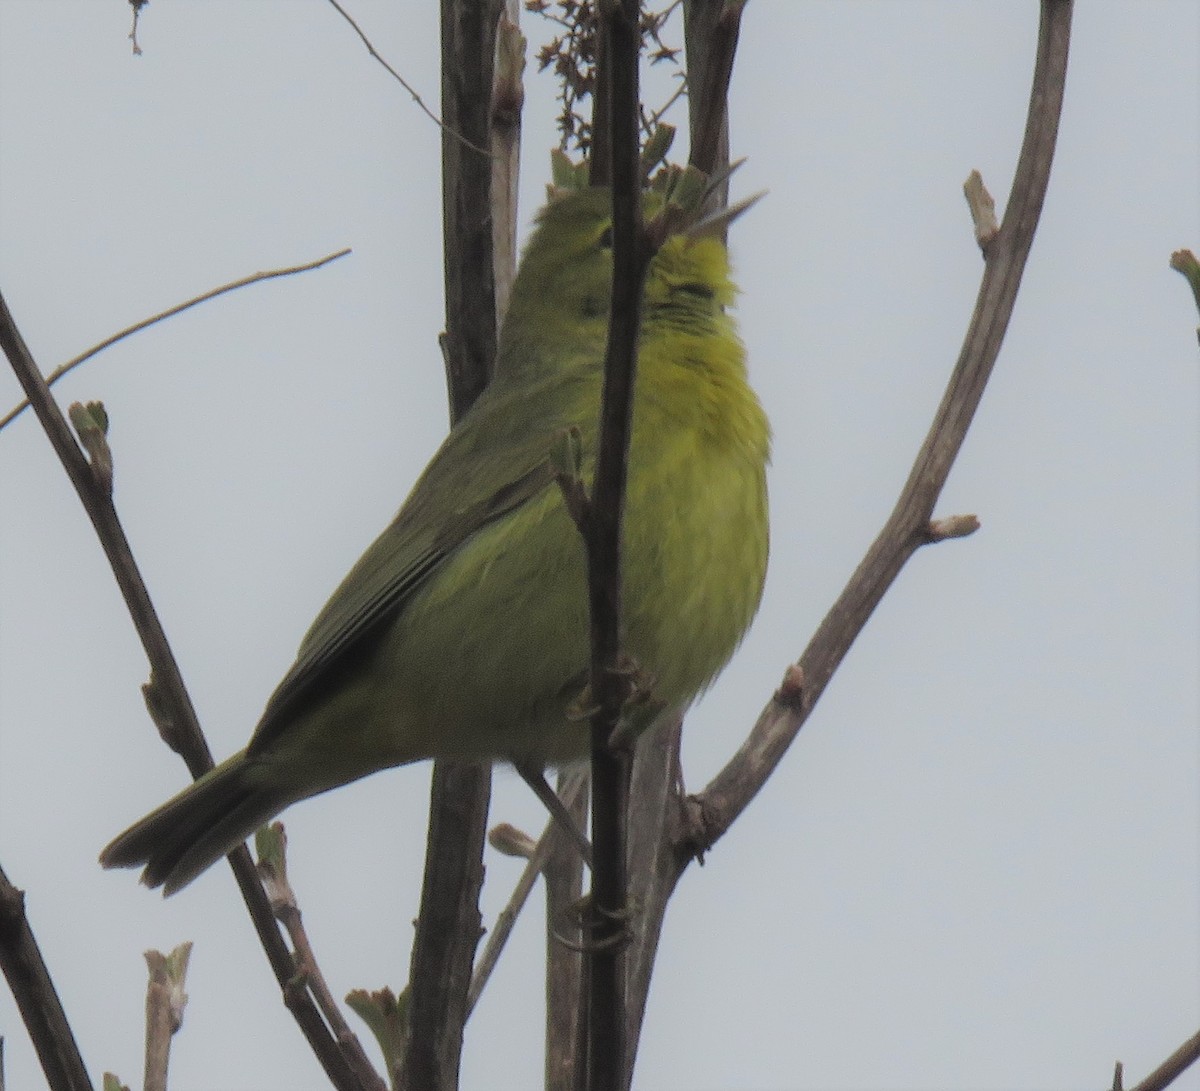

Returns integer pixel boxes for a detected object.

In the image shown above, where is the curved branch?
[690,0,1074,860]
[324,0,492,158]
[0,249,350,433]
[0,290,376,1091]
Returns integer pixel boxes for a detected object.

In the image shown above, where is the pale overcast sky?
[1,3,1197,1090]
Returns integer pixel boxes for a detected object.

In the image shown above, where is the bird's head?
[498,181,756,376]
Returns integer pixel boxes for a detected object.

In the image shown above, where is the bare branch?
[925,513,981,542]
[491,7,526,324]
[621,715,685,1087]
[0,248,350,433]
[1168,248,1200,346]
[0,290,371,1091]
[324,0,493,157]
[691,0,1074,858]
[142,943,192,1091]
[964,169,1000,250]
[1127,1029,1200,1091]
[582,1,649,1086]
[402,4,508,1088]
[466,769,589,1017]
[543,768,588,1091]
[127,0,147,56]
[684,0,744,181]
[255,826,386,1091]
[0,864,93,1091]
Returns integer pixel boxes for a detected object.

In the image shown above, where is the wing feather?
[249,374,592,747]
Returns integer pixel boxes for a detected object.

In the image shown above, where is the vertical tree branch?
[620,715,684,1087]
[142,943,191,1091]
[683,0,739,181]
[584,2,648,1087]
[491,3,525,325]
[437,0,505,419]
[403,3,507,1090]
[619,3,744,1081]
[544,770,587,1091]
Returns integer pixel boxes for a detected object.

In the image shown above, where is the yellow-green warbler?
[101,186,770,894]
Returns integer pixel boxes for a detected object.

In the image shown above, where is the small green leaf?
[346,985,409,1076]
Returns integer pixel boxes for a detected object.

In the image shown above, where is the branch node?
[488,822,539,860]
[550,425,591,531]
[128,0,148,56]
[143,941,193,1091]
[141,673,185,754]
[676,792,715,866]
[963,170,999,252]
[345,987,409,1086]
[924,513,981,543]
[144,941,193,1034]
[1169,249,1200,343]
[773,661,805,713]
[492,11,527,128]
[254,822,297,915]
[67,400,113,496]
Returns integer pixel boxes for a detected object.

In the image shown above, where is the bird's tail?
[99,750,291,895]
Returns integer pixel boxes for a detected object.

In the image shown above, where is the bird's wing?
[250,376,592,745]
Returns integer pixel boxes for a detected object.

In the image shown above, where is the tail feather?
[100,750,290,895]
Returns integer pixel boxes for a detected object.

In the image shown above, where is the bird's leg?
[513,759,594,867]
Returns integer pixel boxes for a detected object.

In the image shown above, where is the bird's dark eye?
[598,225,613,249]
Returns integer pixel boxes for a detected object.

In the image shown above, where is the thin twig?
[324,0,493,158]
[642,78,687,136]
[279,907,364,1058]
[544,767,588,1091]
[0,864,93,1091]
[256,825,386,1091]
[515,762,594,864]
[142,944,191,1091]
[128,0,147,56]
[466,769,589,1015]
[0,248,351,432]
[0,290,372,1091]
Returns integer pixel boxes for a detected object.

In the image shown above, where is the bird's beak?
[682,190,767,241]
